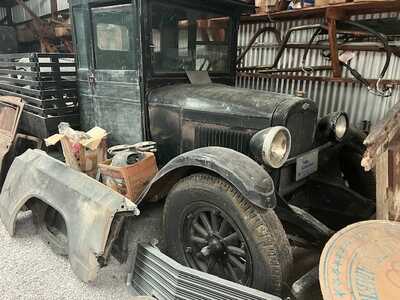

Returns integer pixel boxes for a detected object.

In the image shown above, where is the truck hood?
[148,83,310,123]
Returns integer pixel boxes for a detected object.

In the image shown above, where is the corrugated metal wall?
[7,2,399,125]
[0,7,7,20]
[11,0,69,24]
[237,12,400,126]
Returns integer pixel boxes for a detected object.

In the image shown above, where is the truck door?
[72,1,143,145]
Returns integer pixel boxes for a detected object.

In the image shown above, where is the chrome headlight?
[317,112,349,142]
[250,126,291,168]
[334,113,348,140]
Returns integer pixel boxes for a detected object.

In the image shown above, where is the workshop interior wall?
[237,12,400,127]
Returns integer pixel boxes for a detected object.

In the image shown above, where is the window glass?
[150,2,231,73]
[72,7,89,68]
[96,23,130,51]
[91,4,136,70]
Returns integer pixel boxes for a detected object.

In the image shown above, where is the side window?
[91,4,136,70]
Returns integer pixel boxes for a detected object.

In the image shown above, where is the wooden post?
[327,17,342,78]
[362,102,400,221]
[375,150,389,219]
[388,135,400,220]
[326,7,347,78]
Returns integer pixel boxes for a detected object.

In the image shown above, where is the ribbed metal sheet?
[0,8,6,20]
[128,244,281,300]
[11,0,69,23]
[237,12,400,126]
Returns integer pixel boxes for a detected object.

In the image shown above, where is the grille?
[194,126,253,155]
[286,110,317,156]
[272,100,317,157]
[128,244,280,300]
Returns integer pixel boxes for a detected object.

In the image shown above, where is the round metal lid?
[319,220,400,300]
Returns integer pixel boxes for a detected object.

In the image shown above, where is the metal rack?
[241,1,400,79]
[0,52,79,138]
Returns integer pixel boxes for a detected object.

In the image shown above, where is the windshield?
[150,2,232,74]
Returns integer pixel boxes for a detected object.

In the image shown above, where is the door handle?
[88,71,96,88]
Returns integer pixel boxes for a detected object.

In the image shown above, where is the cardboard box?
[255,0,277,13]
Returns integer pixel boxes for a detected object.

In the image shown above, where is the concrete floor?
[0,210,147,300]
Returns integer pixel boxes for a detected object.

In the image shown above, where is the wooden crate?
[0,52,79,138]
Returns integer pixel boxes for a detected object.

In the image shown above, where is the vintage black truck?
[0,0,376,297]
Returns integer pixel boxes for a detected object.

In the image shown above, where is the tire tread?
[163,173,292,294]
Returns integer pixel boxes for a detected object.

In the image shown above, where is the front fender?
[0,149,140,282]
[138,147,276,208]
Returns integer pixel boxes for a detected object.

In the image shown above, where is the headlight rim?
[332,113,349,141]
[261,126,292,169]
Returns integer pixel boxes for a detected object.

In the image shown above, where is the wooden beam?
[388,136,400,221]
[50,0,58,19]
[375,138,400,221]
[362,100,400,222]
[327,17,342,78]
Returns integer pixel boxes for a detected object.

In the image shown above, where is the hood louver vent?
[194,126,253,155]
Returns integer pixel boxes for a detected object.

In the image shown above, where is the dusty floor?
[0,210,154,300]
[0,201,323,300]
[0,213,133,299]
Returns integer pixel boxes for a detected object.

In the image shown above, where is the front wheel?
[163,173,292,295]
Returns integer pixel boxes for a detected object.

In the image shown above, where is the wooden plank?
[376,150,389,220]
[388,137,400,221]
[241,0,400,23]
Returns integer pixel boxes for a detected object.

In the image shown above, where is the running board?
[127,244,281,300]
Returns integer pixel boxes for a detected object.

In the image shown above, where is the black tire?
[163,173,292,295]
[341,127,376,200]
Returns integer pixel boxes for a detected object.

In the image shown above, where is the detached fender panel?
[0,149,139,282]
[139,147,276,208]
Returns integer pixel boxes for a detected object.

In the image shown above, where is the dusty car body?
[0,0,375,295]
[0,149,140,282]
[66,0,375,294]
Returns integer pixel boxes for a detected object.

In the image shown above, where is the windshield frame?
[146,0,238,78]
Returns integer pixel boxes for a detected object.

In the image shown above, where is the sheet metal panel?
[11,0,69,23]
[237,12,400,126]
